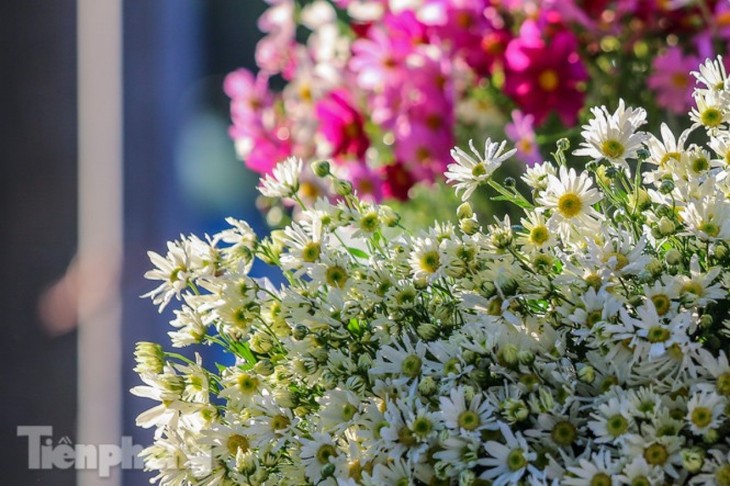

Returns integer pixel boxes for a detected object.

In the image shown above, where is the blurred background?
[1,1,267,484]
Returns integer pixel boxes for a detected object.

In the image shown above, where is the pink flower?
[350,21,411,91]
[419,0,509,76]
[647,47,700,115]
[315,89,370,160]
[345,163,384,202]
[395,119,453,182]
[503,21,588,126]
[505,110,542,166]
[228,123,293,174]
[381,161,415,201]
[224,69,272,125]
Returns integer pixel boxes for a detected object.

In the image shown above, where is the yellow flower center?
[458,410,481,431]
[681,281,704,297]
[271,414,291,430]
[237,374,259,394]
[401,354,422,378]
[539,69,559,92]
[302,242,321,263]
[507,448,528,471]
[529,225,550,245]
[701,107,723,128]
[644,443,669,465]
[472,162,488,177]
[591,473,612,486]
[606,414,629,437]
[692,156,709,173]
[601,139,625,159]
[691,406,713,428]
[717,372,730,396]
[660,151,681,167]
[326,265,349,288]
[716,464,730,486]
[226,434,250,455]
[651,294,671,316]
[671,72,689,89]
[699,222,720,237]
[557,192,583,218]
[631,477,651,486]
[603,252,629,271]
[419,250,441,274]
[647,326,671,343]
[551,421,577,447]
[316,444,338,464]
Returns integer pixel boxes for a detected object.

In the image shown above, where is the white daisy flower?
[299,432,344,484]
[521,161,557,192]
[692,55,728,92]
[143,239,193,311]
[686,390,725,436]
[518,211,556,253]
[691,89,728,133]
[258,156,303,198]
[446,138,516,201]
[536,166,603,239]
[563,448,619,486]
[439,386,494,434]
[480,422,537,485]
[574,99,649,170]
[615,456,665,486]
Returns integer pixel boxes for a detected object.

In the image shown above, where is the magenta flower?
[648,47,700,115]
[228,123,293,175]
[381,161,415,201]
[503,21,587,126]
[505,110,542,166]
[419,0,509,77]
[224,69,272,125]
[344,163,384,202]
[350,24,409,91]
[315,89,369,160]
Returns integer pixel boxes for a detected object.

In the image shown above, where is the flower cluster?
[226,0,730,205]
[136,57,730,485]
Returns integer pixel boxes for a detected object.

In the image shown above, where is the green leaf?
[347,247,369,259]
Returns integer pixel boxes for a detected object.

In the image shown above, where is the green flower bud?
[659,179,675,194]
[462,349,477,364]
[578,365,596,384]
[704,428,719,444]
[681,448,705,473]
[321,463,336,478]
[311,160,330,177]
[134,342,165,375]
[460,218,479,235]
[499,343,519,365]
[517,349,534,365]
[417,323,440,341]
[646,258,663,276]
[714,244,729,260]
[556,138,570,151]
[665,249,682,266]
[700,314,714,328]
[457,202,474,220]
[333,179,352,196]
[380,206,400,227]
[658,217,675,235]
[254,359,275,376]
[418,376,438,396]
[504,177,516,188]
[292,324,308,341]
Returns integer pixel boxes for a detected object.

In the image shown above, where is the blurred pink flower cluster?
[226,0,730,202]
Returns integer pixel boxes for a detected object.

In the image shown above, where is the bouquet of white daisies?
[134,57,730,486]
